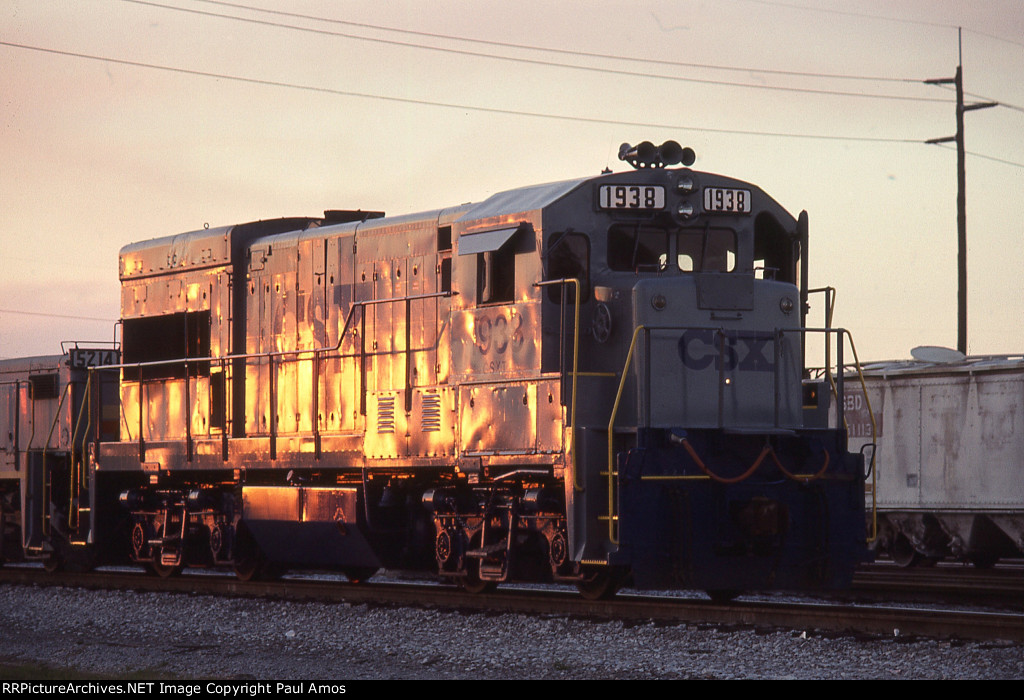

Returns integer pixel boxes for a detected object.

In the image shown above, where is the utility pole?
[925,28,997,355]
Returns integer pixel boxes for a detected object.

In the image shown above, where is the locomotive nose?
[628,277,802,431]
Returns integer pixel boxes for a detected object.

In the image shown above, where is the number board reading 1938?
[599,184,665,210]
[703,187,752,214]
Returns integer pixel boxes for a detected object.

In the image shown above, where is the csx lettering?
[678,330,775,372]
[475,313,524,355]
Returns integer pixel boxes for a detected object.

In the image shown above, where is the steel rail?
[2,566,1021,642]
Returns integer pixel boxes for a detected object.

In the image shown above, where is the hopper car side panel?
[848,358,1024,566]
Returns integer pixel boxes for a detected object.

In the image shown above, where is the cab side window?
[546,232,590,302]
[478,247,515,304]
[460,225,521,305]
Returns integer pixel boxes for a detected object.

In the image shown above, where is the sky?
[2,0,1023,363]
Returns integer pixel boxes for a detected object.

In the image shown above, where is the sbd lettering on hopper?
[0,142,869,599]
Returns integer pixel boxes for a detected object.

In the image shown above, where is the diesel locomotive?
[1,142,869,598]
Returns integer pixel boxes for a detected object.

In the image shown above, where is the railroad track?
[2,564,1022,643]
[853,562,1024,603]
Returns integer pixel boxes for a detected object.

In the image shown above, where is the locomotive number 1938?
[598,184,665,210]
[703,187,752,213]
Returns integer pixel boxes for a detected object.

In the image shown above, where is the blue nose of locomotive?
[612,276,867,592]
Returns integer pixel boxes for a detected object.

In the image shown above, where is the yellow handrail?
[816,324,879,544]
[809,285,878,546]
[568,278,581,491]
[605,324,646,545]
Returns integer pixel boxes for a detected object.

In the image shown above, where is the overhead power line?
[0,308,114,323]
[739,0,1024,48]
[935,144,1024,170]
[0,40,926,144]
[932,84,1024,116]
[178,0,920,84]
[118,0,950,103]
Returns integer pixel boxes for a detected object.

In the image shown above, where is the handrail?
[605,324,645,544]
[837,328,878,543]
[533,278,582,490]
[95,290,456,374]
[70,370,93,531]
[75,371,92,476]
[807,286,837,387]
[94,290,455,460]
[39,380,72,537]
[41,381,72,453]
[808,285,879,544]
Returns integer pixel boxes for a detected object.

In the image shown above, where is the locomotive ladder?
[808,286,879,544]
[465,496,516,581]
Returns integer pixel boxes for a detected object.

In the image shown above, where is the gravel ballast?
[0,584,1021,680]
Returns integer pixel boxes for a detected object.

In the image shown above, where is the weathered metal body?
[0,350,118,567]
[847,356,1024,567]
[1,162,868,595]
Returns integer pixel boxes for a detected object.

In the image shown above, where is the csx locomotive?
[0,142,868,598]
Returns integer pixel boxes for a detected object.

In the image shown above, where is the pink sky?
[2,0,1023,361]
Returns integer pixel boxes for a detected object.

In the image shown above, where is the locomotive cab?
[534,154,867,594]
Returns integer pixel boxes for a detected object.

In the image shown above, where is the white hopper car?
[846,351,1024,567]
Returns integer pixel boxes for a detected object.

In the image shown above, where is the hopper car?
[846,352,1024,568]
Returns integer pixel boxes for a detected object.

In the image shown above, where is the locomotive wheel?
[41,537,94,574]
[343,567,379,584]
[149,560,183,578]
[233,555,262,582]
[459,531,499,594]
[233,553,281,582]
[575,566,625,601]
[42,553,63,574]
[233,551,283,582]
[232,523,281,581]
[460,567,498,594]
